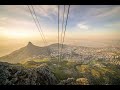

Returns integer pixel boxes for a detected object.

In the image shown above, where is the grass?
[91,69,100,78]
[76,65,90,73]
[33,58,49,63]
[52,67,68,81]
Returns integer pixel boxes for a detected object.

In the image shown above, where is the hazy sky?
[0,5,120,56]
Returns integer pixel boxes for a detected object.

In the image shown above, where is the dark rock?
[0,62,57,85]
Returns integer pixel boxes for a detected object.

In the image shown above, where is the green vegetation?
[24,58,120,84]
[34,58,49,63]
[1,57,120,85]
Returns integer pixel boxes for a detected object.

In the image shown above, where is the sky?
[0,5,120,56]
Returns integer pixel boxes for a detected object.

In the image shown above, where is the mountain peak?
[27,42,34,47]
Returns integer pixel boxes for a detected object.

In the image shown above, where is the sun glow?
[8,31,29,37]
[1,29,38,39]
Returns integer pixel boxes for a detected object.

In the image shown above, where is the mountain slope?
[0,42,51,63]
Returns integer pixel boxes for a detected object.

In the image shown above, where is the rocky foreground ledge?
[0,62,57,85]
[0,62,90,85]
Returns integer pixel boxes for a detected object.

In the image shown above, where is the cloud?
[105,22,120,27]
[32,5,58,20]
[71,6,120,25]
[0,5,58,22]
[89,6,120,19]
[77,23,89,30]
[0,5,71,30]
[102,22,120,31]
[0,5,58,30]
[0,5,120,39]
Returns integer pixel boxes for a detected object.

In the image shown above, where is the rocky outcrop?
[0,62,57,85]
[58,78,76,85]
[76,78,89,85]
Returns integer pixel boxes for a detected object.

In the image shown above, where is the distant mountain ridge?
[0,42,119,64]
[0,42,71,63]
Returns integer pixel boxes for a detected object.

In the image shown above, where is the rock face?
[0,62,57,85]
